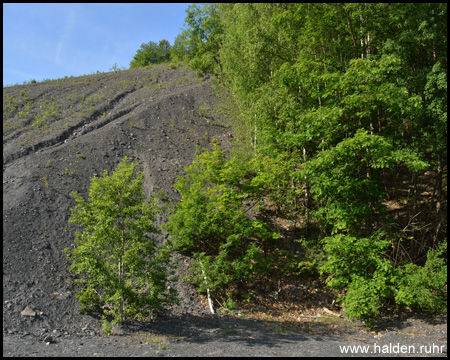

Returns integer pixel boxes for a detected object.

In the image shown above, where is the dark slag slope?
[3,65,231,336]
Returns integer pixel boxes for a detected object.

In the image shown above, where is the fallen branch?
[322,307,341,317]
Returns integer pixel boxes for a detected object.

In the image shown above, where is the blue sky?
[3,3,192,86]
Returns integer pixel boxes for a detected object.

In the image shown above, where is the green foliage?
[302,129,428,235]
[33,114,43,129]
[130,39,172,68]
[65,157,178,325]
[250,152,303,218]
[170,31,191,62]
[110,62,125,72]
[320,232,394,325]
[164,142,280,295]
[6,94,15,105]
[102,316,114,335]
[182,3,224,76]
[19,90,28,99]
[158,39,171,63]
[219,4,287,96]
[167,2,447,325]
[342,274,391,328]
[320,232,393,290]
[219,295,237,313]
[320,233,447,325]
[395,241,447,313]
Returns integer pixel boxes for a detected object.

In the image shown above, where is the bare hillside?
[3,64,232,336]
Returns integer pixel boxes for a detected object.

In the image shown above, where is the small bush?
[320,232,447,325]
[102,316,114,335]
[33,115,43,129]
[219,295,237,313]
[341,273,393,328]
[320,232,393,290]
[395,241,447,313]
[40,177,49,187]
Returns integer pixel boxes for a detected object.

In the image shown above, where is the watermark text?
[340,342,446,355]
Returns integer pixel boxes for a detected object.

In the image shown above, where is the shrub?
[320,232,393,289]
[342,273,392,328]
[320,232,395,325]
[395,241,447,313]
[320,233,447,325]
[164,142,280,296]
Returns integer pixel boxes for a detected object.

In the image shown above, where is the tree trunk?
[201,261,215,315]
[435,152,443,216]
[303,146,310,236]
[253,114,257,152]
[119,227,125,324]
[433,152,443,247]
[119,259,124,325]
[345,10,359,58]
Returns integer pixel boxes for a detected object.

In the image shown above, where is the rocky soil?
[3,64,230,335]
[3,65,447,356]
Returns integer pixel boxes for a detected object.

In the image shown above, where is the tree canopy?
[130,39,173,68]
[163,3,447,325]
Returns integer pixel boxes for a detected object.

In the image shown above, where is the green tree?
[183,3,224,76]
[302,129,428,235]
[219,3,288,96]
[164,142,281,297]
[130,39,172,68]
[158,39,171,62]
[65,157,178,327]
[170,30,191,62]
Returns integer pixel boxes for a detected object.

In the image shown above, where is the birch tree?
[65,157,178,329]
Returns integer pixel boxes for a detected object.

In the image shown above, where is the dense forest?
[131,3,447,325]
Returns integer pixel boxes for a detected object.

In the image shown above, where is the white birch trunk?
[201,261,215,315]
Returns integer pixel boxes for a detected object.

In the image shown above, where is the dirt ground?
[2,312,447,357]
[3,65,447,356]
